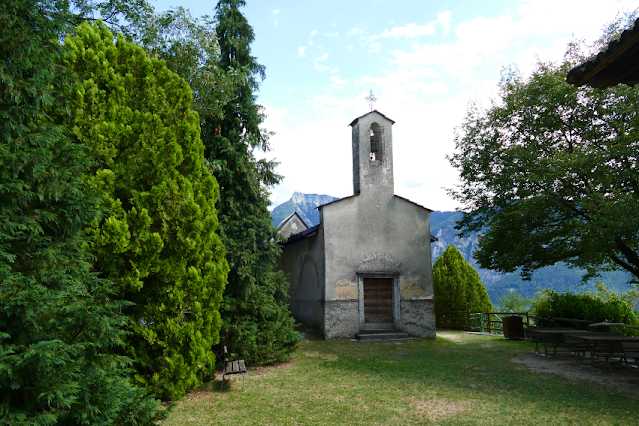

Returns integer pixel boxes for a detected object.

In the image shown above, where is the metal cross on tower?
[364,90,377,111]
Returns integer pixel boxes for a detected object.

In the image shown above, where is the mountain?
[271,192,338,228]
[270,193,634,303]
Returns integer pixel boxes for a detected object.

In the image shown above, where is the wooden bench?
[621,341,639,367]
[593,342,626,371]
[525,327,575,354]
[220,346,247,392]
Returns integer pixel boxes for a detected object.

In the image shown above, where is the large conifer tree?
[202,0,298,364]
[433,245,494,320]
[0,1,164,423]
[61,22,229,400]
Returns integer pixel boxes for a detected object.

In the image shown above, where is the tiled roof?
[567,17,639,88]
[349,110,396,127]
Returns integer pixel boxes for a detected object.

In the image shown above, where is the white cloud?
[382,23,436,38]
[298,46,306,56]
[324,31,339,38]
[271,9,280,26]
[437,11,452,35]
[310,30,318,37]
[330,75,349,89]
[314,53,330,72]
[263,1,639,212]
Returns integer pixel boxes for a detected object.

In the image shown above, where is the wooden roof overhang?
[567,17,639,88]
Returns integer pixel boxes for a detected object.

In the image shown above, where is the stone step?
[356,332,410,341]
[359,328,401,334]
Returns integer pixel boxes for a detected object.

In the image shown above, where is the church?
[277,110,436,339]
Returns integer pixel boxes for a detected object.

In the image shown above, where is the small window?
[369,123,383,162]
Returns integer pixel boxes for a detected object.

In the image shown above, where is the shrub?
[530,289,639,334]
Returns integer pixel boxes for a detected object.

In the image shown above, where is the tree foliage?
[127,6,242,123]
[449,38,639,284]
[200,0,299,364]
[0,1,165,424]
[60,21,228,400]
[496,290,532,313]
[433,245,494,318]
[530,289,638,334]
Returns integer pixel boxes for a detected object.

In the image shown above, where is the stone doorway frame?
[358,273,401,330]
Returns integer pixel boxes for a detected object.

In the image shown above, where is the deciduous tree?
[128,6,241,123]
[449,33,639,284]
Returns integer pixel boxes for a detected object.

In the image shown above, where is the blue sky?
[153,0,638,211]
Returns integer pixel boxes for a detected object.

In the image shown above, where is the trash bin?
[503,315,524,340]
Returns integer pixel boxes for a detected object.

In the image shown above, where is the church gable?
[276,211,308,239]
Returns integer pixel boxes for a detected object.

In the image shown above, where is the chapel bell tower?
[349,110,395,197]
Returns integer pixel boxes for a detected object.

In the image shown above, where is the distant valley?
[271,192,633,305]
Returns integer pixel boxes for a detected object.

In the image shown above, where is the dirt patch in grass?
[244,358,298,377]
[304,351,338,361]
[436,332,465,343]
[513,353,639,397]
[412,397,474,421]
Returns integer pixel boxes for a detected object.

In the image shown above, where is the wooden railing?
[440,311,531,334]
[437,310,472,331]
[439,312,639,336]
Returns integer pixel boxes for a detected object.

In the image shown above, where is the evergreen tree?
[433,245,494,320]
[202,0,299,364]
[0,1,164,424]
[60,22,229,400]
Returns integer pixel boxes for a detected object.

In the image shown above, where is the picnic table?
[574,335,639,371]
[532,329,595,357]
[532,329,623,358]
[525,327,576,353]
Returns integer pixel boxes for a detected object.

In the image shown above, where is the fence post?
[487,313,491,334]
[467,310,471,331]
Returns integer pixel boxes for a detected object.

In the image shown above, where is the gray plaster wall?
[278,229,326,332]
[320,195,435,338]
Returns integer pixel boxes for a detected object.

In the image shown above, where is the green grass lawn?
[162,331,639,425]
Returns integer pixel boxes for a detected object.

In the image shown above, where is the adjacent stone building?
[277,110,436,339]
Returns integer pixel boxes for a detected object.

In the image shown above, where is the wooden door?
[363,278,393,324]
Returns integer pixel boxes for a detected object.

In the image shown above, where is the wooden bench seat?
[220,346,247,392]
